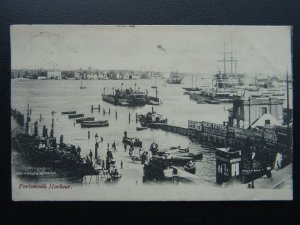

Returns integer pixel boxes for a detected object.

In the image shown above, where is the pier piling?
[109,108,110,115]
[115,111,118,120]
[88,130,90,139]
[129,112,131,123]
[91,105,101,113]
[136,113,138,123]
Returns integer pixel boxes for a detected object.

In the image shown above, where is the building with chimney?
[228,96,284,129]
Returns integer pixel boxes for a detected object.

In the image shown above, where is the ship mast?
[286,69,290,149]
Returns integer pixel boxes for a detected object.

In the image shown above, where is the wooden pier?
[91,105,100,113]
[147,120,292,157]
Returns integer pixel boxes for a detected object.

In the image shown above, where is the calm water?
[11,77,229,184]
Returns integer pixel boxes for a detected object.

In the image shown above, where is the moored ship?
[166,72,184,84]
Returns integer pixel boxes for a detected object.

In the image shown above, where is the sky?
[11,25,292,76]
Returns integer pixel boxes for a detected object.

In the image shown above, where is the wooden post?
[103,108,105,115]
[98,104,100,112]
[129,112,131,123]
[88,130,90,139]
[115,111,118,120]
[109,108,111,115]
[136,113,138,123]
[91,105,93,113]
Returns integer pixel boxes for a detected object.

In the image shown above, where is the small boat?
[107,173,122,183]
[183,87,200,91]
[61,111,76,115]
[68,113,84,119]
[136,126,147,131]
[178,147,189,153]
[206,99,220,104]
[197,100,206,104]
[76,117,95,123]
[80,120,109,128]
[167,155,193,166]
[184,161,196,174]
[181,152,203,161]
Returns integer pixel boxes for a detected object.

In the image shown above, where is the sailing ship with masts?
[167,71,184,84]
[187,43,246,104]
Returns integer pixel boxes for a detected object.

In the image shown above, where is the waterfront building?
[47,71,62,80]
[74,72,82,80]
[215,147,241,185]
[228,96,284,129]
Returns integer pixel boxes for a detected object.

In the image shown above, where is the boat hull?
[81,121,109,128]
[68,113,84,119]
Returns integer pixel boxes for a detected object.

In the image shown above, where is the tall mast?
[223,42,226,75]
[286,69,290,148]
[192,75,194,88]
[230,39,233,75]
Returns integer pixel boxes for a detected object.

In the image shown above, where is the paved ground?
[253,163,293,189]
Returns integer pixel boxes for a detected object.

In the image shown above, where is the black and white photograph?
[10,25,293,200]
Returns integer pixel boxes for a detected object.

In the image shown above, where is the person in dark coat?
[89,150,93,161]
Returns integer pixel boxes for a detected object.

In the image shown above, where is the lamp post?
[251,147,256,188]
[248,97,251,129]
[95,133,99,160]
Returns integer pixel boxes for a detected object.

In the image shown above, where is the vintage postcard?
[11,25,293,201]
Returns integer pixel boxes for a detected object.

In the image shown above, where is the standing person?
[89,150,93,161]
[76,146,81,157]
[112,141,116,152]
[121,160,123,169]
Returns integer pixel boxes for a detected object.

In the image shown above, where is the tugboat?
[138,107,167,126]
[184,160,196,174]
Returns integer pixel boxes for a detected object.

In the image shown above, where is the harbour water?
[12,77,231,185]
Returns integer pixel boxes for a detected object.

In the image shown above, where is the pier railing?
[148,120,292,152]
